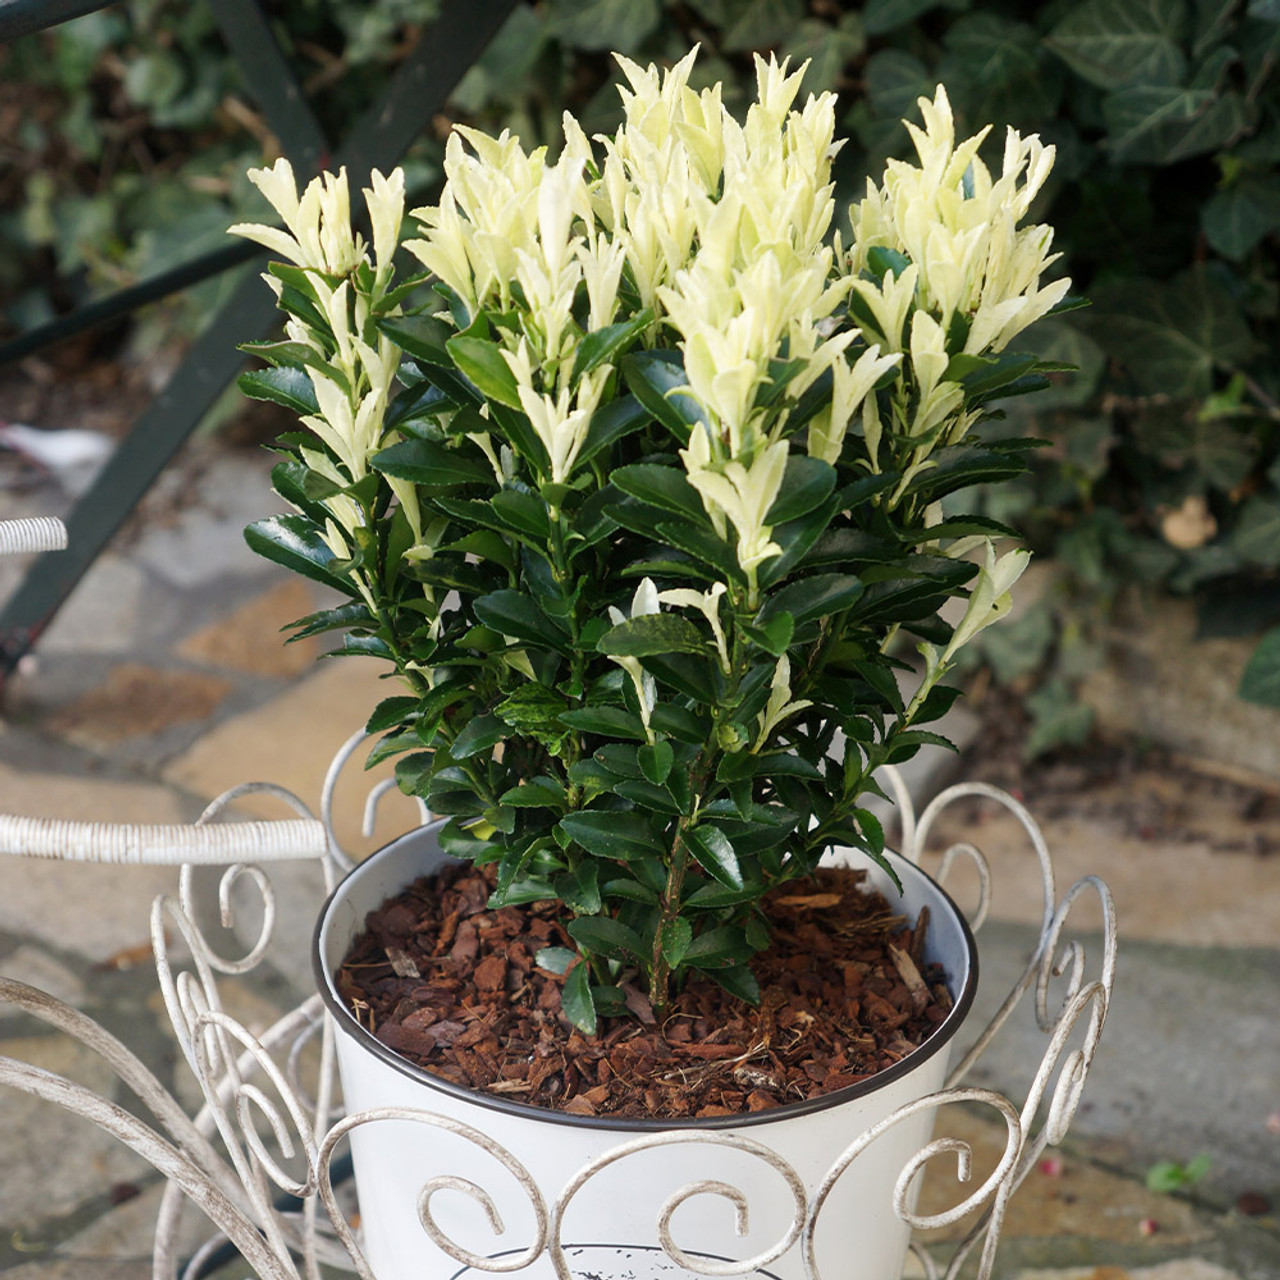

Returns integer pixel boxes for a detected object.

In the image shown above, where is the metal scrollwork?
[315,1108,550,1278]
[0,721,1116,1280]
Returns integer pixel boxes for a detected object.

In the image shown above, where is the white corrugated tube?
[0,815,329,865]
[0,517,69,556]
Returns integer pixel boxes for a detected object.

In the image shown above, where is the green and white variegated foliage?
[232,50,1072,1032]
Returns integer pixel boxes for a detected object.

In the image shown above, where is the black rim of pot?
[312,821,980,1133]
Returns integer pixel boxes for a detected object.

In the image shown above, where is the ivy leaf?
[1202,177,1280,259]
[548,0,661,50]
[862,0,948,37]
[1231,496,1280,568]
[1103,84,1249,165]
[1089,269,1255,399]
[1240,628,1280,705]
[1047,0,1188,91]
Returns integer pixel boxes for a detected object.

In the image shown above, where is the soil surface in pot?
[335,863,954,1120]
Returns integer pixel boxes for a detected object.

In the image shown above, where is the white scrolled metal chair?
[0,516,1118,1280]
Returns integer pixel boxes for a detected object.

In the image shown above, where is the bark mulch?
[335,862,954,1121]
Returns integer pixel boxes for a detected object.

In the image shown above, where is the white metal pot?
[313,822,978,1280]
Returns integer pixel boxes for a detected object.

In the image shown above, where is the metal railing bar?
[0,0,527,679]
[211,0,329,173]
[0,257,277,674]
[0,0,113,42]
[0,241,263,369]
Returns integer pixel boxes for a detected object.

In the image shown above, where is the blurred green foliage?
[4,0,1279,739]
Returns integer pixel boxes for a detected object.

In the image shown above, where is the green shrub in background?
[5,0,1279,739]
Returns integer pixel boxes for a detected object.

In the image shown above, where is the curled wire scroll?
[0,733,1115,1280]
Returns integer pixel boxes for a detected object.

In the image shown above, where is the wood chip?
[889,946,930,1014]
[772,892,844,909]
[385,946,420,979]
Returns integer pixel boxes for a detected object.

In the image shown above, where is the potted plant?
[231,49,1073,1280]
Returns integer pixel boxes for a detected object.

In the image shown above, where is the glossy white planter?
[314,823,978,1280]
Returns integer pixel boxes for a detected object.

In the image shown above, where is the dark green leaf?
[566,915,645,961]
[659,918,693,967]
[741,613,794,656]
[474,590,568,651]
[685,825,743,889]
[446,334,522,410]
[555,862,601,913]
[284,601,375,642]
[571,308,654,383]
[578,395,651,468]
[561,961,596,1034]
[600,611,707,658]
[366,696,420,735]
[560,706,649,740]
[491,490,551,540]
[621,349,706,441]
[602,877,660,905]
[535,946,576,975]
[613,463,706,521]
[559,810,665,860]
[500,777,568,807]
[244,515,356,595]
[766,455,837,525]
[238,365,319,415]
[451,713,506,759]
[638,739,674,784]
[683,925,754,969]
[707,965,761,1004]
[377,314,455,367]
[613,779,683,815]
[759,573,863,625]
[372,438,492,488]
[656,519,745,583]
